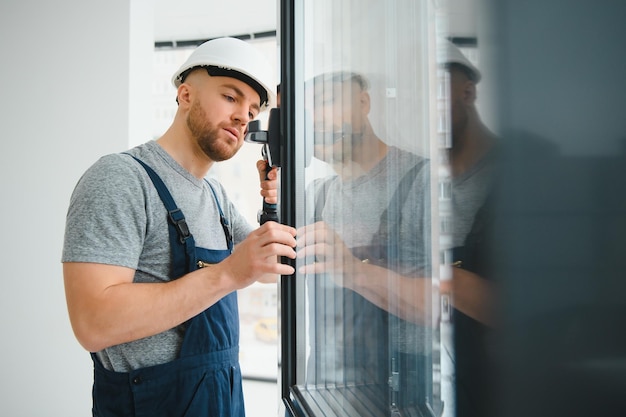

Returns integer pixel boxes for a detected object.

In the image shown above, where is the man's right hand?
[220,221,296,289]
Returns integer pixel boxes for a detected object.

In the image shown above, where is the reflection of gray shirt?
[62,140,253,372]
[313,146,431,275]
[311,146,431,355]
[451,150,496,248]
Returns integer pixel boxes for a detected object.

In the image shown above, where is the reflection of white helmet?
[171,37,276,110]
[438,39,481,83]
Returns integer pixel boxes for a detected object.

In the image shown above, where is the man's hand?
[221,221,296,289]
[296,221,363,286]
[257,159,278,204]
[296,222,433,324]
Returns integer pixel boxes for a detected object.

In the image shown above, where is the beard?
[450,100,469,143]
[313,122,364,164]
[186,99,242,162]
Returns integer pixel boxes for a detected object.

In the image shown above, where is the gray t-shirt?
[312,146,431,275]
[451,150,496,248]
[62,140,254,372]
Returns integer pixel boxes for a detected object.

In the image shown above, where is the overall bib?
[91,157,243,417]
[452,193,496,417]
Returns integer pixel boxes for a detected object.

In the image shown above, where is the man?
[297,71,433,415]
[299,48,497,320]
[62,37,296,417]
[440,40,497,317]
[439,40,499,417]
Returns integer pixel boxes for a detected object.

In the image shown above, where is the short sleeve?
[62,154,148,269]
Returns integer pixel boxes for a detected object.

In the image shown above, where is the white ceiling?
[154,0,277,42]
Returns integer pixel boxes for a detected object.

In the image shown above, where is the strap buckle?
[168,208,191,243]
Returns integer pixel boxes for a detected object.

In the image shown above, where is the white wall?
[0,1,152,415]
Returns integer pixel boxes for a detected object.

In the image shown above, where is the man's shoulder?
[73,150,154,201]
[91,153,144,179]
[387,146,429,174]
[387,147,429,186]
[87,142,157,172]
[393,145,428,162]
[309,174,339,199]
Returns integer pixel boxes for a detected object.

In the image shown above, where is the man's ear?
[360,90,371,114]
[177,83,192,107]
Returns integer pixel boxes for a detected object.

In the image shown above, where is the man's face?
[310,79,366,164]
[185,72,261,162]
[448,66,475,137]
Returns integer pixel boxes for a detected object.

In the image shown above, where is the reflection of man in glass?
[439,40,499,417]
[298,71,434,415]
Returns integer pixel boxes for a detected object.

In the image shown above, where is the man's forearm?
[64,263,233,352]
[449,268,495,326]
[346,263,432,325]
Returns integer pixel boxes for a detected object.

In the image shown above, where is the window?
[280,1,450,415]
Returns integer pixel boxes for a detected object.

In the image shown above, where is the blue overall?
[90,156,243,417]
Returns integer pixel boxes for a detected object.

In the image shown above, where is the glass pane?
[290,0,448,415]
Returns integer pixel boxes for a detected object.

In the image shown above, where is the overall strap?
[378,158,428,237]
[378,158,428,270]
[124,154,197,278]
[204,179,233,252]
[313,158,427,233]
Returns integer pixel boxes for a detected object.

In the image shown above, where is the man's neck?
[333,135,388,180]
[449,118,495,178]
[156,128,214,180]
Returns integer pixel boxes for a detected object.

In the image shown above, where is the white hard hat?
[172,37,276,110]
[438,39,481,83]
[307,70,370,91]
